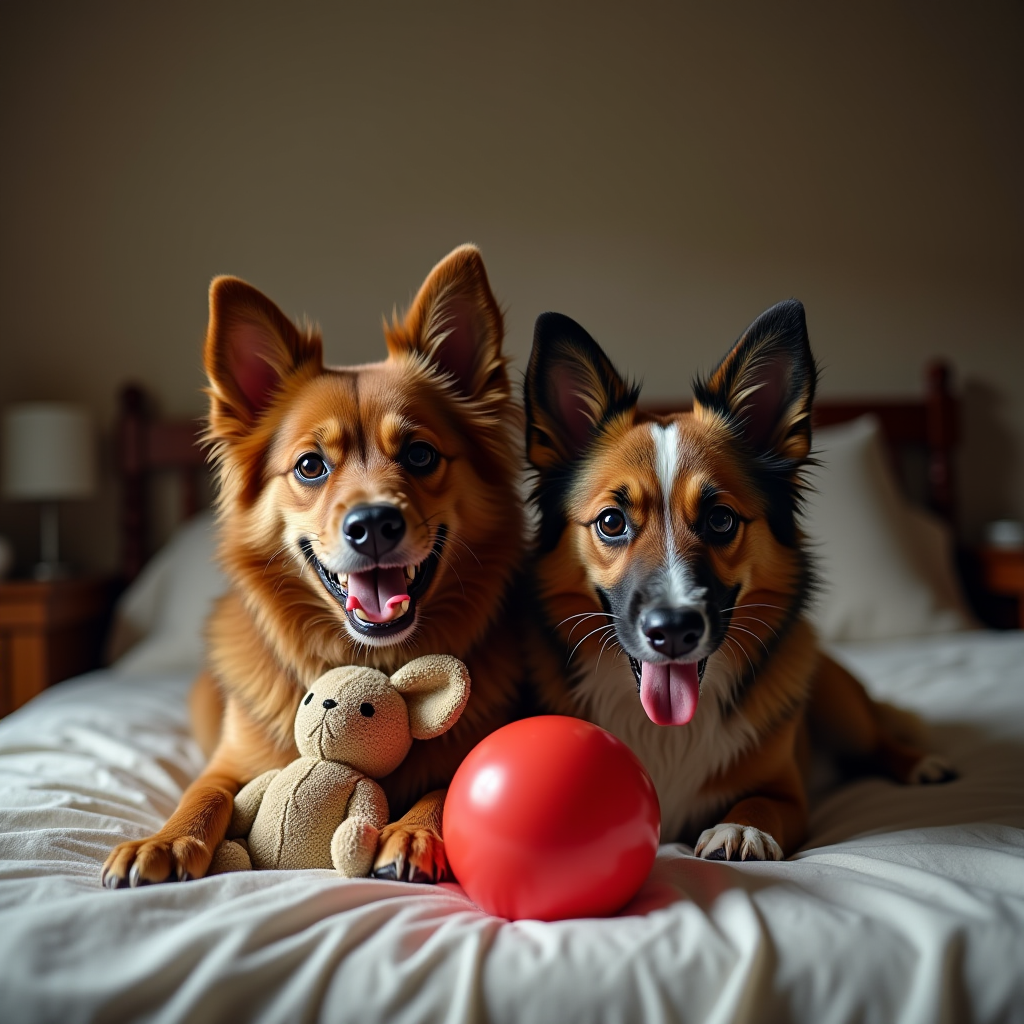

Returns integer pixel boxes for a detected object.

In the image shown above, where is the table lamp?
[2,403,97,580]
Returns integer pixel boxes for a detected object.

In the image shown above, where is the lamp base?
[32,561,72,582]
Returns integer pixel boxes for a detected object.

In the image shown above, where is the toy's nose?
[322,699,338,709]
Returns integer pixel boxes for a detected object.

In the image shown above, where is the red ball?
[443,716,661,921]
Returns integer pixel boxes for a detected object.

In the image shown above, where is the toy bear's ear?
[389,655,471,740]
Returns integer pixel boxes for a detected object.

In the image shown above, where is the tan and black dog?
[524,301,954,860]
[103,245,530,887]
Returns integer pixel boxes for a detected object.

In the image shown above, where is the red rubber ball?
[443,715,661,921]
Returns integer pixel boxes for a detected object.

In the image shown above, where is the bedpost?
[925,361,957,529]
[118,384,147,582]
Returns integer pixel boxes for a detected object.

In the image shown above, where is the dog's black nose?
[641,607,706,659]
[322,699,337,709]
[342,504,406,559]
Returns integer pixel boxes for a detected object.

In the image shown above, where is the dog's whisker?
[722,634,757,681]
[592,626,618,670]
[568,623,617,664]
[729,615,781,639]
[435,551,466,597]
[596,629,622,671]
[563,612,618,641]
[728,623,772,656]
[719,602,785,615]
[557,611,619,628]
[444,529,483,568]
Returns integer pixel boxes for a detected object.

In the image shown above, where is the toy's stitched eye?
[595,508,627,542]
[304,692,314,705]
[707,505,737,537]
[403,441,438,475]
[360,702,375,717]
[295,452,329,483]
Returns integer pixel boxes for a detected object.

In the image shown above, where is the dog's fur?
[524,301,954,860]
[102,245,530,887]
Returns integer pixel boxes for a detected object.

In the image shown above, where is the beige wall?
[1,2,1021,574]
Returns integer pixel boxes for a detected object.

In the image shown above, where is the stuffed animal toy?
[209,654,470,878]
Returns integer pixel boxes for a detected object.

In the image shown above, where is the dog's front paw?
[101,834,212,889]
[908,753,957,785]
[372,822,448,883]
[695,823,784,862]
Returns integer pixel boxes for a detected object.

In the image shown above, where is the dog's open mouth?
[301,526,447,637]
[628,655,708,727]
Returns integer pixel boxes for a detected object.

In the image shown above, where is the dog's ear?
[692,299,816,463]
[204,277,322,438]
[525,313,639,472]
[386,244,508,404]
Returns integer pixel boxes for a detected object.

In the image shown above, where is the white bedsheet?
[1,632,1023,1024]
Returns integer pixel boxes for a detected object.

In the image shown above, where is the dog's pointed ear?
[386,245,508,404]
[693,299,816,463]
[525,313,639,471]
[204,277,322,438]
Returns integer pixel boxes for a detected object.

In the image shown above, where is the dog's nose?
[342,503,406,559]
[322,699,337,709]
[641,607,706,659]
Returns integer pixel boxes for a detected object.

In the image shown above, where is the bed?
[1,372,1022,1024]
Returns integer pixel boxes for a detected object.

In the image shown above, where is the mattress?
[1,631,1023,1023]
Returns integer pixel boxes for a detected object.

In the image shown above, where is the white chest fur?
[572,652,758,841]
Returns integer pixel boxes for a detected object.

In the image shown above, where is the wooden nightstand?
[978,548,1024,629]
[0,577,117,717]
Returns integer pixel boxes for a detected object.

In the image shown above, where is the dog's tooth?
[405,564,417,581]
[354,609,370,622]
[399,599,409,614]
[339,574,348,588]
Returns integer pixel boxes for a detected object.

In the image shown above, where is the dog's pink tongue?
[639,661,700,726]
[345,567,409,623]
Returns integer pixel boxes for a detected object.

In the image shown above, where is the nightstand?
[0,577,117,716]
[978,548,1024,629]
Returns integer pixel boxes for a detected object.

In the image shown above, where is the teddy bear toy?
[209,654,470,878]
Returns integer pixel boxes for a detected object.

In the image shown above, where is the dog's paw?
[101,834,211,889]
[695,823,784,862]
[908,753,957,785]
[372,822,448,883]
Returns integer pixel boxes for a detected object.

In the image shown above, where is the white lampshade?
[3,403,97,501]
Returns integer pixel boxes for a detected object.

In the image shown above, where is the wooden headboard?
[116,385,207,581]
[645,361,957,525]
[114,362,958,581]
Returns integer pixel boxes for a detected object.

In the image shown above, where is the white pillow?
[113,511,229,675]
[804,415,974,642]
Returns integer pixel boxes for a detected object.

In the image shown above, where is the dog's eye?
[403,441,438,475]
[295,453,329,483]
[304,692,314,705]
[707,505,737,537]
[595,507,628,541]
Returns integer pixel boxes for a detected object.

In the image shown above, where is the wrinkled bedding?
[1,631,1023,1023]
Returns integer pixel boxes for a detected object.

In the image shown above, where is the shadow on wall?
[959,377,1019,542]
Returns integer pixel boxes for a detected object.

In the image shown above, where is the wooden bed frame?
[114,363,958,582]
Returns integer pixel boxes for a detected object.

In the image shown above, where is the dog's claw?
[696,823,783,862]
[373,824,447,884]
[102,834,213,889]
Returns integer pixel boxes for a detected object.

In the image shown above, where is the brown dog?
[102,245,529,887]
[524,301,955,860]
